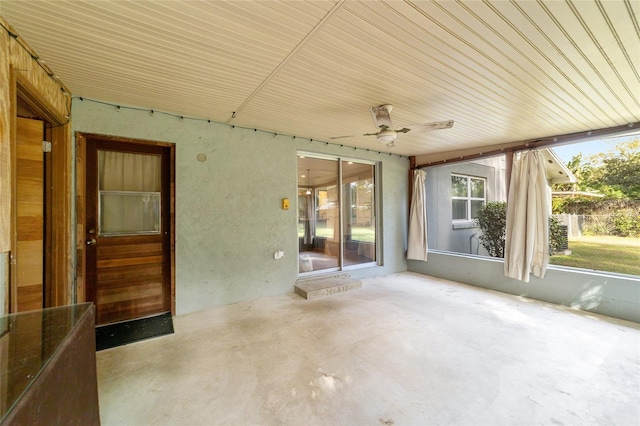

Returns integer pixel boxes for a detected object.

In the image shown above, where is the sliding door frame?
[297,152,380,277]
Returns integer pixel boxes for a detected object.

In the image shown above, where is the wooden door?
[13,117,44,311]
[85,138,173,326]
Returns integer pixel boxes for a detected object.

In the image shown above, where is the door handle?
[86,238,97,246]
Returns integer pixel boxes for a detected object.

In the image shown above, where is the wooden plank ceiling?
[1,0,638,157]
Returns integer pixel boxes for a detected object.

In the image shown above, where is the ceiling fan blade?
[370,105,393,129]
[330,132,378,140]
[397,120,454,134]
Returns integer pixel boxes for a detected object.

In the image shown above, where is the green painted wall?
[72,100,409,315]
[409,253,640,323]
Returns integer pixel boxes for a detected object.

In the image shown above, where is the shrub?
[551,197,568,214]
[476,202,566,257]
[548,216,566,253]
[475,202,506,258]
[611,209,640,237]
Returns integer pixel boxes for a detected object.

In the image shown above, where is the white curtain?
[504,150,551,282]
[303,192,315,245]
[407,169,428,261]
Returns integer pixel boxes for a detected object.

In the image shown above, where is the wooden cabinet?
[1,303,100,425]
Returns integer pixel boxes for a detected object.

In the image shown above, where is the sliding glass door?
[297,155,376,274]
[342,161,376,266]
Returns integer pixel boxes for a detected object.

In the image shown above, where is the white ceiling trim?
[1,0,638,157]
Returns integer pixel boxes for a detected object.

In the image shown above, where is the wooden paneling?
[16,217,42,241]
[1,17,73,313]
[1,16,70,255]
[15,117,43,312]
[16,241,42,286]
[48,123,73,307]
[75,135,86,304]
[98,242,162,258]
[16,284,42,312]
[98,256,163,269]
[94,239,165,324]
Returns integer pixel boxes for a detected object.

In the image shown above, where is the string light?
[71,97,408,158]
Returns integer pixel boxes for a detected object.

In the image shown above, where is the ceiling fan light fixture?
[377,129,397,146]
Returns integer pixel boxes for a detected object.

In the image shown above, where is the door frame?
[9,70,73,312]
[75,133,176,314]
[297,153,380,277]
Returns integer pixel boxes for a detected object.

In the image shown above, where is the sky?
[551,132,639,165]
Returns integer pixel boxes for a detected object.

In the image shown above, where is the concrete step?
[295,275,362,300]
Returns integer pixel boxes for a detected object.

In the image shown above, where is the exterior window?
[451,174,485,222]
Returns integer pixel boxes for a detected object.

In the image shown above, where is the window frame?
[451,173,486,223]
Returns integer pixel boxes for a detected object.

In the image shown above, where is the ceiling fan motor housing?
[370,104,394,128]
[331,103,451,146]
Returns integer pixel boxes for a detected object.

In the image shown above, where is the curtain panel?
[407,169,428,261]
[504,150,551,282]
[303,193,315,246]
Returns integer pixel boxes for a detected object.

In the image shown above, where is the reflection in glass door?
[298,157,339,272]
[297,155,376,274]
[342,161,376,266]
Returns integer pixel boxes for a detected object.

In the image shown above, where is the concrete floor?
[96,272,640,425]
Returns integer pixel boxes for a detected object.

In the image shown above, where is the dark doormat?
[96,312,174,351]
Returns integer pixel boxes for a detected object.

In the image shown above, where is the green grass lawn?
[298,224,375,242]
[549,235,640,276]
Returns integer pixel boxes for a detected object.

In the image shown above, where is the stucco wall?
[409,253,640,324]
[72,100,409,315]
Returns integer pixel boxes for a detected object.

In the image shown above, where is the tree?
[554,139,640,200]
[598,140,640,199]
[551,139,640,237]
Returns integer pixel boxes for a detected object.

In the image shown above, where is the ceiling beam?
[413,122,639,169]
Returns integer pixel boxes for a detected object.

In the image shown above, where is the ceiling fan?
[331,104,454,147]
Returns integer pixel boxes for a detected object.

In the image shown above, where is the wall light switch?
[282,198,290,210]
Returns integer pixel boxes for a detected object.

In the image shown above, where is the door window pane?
[100,191,160,234]
[98,150,161,236]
